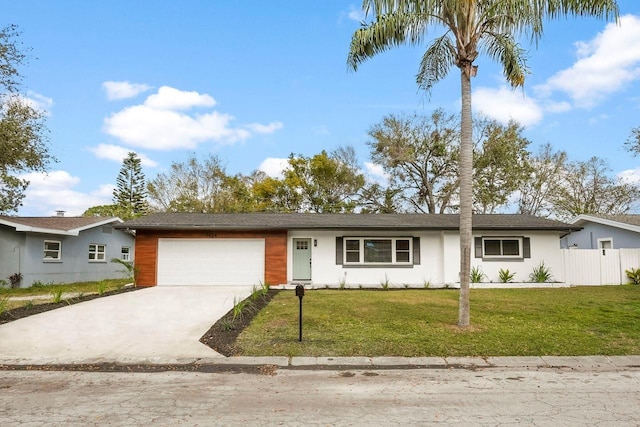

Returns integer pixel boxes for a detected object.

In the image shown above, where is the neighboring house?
[0,214,135,287]
[561,214,640,250]
[117,213,577,287]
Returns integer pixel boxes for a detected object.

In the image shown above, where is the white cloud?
[88,144,158,167]
[246,122,284,134]
[1,92,54,116]
[618,168,640,184]
[588,113,609,125]
[103,86,283,151]
[25,91,54,115]
[103,81,152,100]
[258,157,289,178]
[347,5,365,22]
[473,86,543,127]
[144,86,216,110]
[364,162,388,182]
[542,101,571,114]
[536,14,640,108]
[18,170,113,216]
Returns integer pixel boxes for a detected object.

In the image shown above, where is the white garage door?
[157,238,265,286]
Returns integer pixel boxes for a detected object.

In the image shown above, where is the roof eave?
[118,224,579,232]
[569,214,640,234]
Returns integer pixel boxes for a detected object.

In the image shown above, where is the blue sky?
[5,1,640,216]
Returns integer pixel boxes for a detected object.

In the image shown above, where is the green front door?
[292,238,312,281]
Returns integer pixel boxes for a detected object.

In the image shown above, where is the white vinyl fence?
[561,248,640,285]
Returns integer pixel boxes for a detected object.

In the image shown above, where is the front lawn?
[235,286,640,357]
[0,278,132,311]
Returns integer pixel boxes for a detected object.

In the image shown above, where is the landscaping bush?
[625,268,640,285]
[470,266,486,283]
[498,268,515,283]
[8,273,22,288]
[529,262,553,282]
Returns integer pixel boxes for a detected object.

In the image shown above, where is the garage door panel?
[157,239,265,286]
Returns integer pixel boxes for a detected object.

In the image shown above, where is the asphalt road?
[1,367,639,426]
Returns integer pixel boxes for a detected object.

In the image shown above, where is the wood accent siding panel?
[265,232,287,286]
[135,231,158,287]
[135,229,287,287]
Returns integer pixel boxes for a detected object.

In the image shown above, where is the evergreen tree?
[113,152,148,219]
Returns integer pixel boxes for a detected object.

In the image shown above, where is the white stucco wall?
[287,229,565,286]
[470,231,565,284]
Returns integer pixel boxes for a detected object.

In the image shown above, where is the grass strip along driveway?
[236,286,640,357]
[0,279,132,315]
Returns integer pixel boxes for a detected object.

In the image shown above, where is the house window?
[89,244,106,262]
[121,246,131,261]
[344,238,412,265]
[43,240,61,260]
[597,238,613,255]
[482,238,522,258]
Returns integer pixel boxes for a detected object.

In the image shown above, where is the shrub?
[8,273,22,288]
[249,282,269,302]
[0,279,8,289]
[110,258,139,285]
[529,262,553,283]
[380,274,390,290]
[231,295,257,323]
[96,280,108,295]
[50,288,65,304]
[625,268,640,285]
[470,266,485,283]
[498,268,516,283]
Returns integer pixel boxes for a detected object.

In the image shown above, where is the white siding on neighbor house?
[287,229,565,286]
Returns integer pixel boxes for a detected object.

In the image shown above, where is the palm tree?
[348,0,619,327]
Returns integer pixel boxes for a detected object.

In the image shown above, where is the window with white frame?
[344,238,412,265]
[482,237,522,258]
[121,246,131,261]
[88,244,106,262]
[43,240,61,260]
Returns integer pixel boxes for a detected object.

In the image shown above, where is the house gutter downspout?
[13,246,20,276]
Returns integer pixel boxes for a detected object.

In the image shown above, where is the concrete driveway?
[0,286,254,364]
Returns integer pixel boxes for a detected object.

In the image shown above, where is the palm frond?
[416,34,456,93]
[482,32,529,88]
[348,12,427,71]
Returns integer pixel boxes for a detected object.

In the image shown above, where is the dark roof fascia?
[120,224,580,233]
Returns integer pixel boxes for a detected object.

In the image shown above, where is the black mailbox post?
[295,284,305,342]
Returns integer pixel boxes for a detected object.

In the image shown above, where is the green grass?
[0,278,131,310]
[236,286,640,357]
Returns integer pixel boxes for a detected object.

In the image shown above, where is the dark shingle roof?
[0,216,120,233]
[117,213,577,232]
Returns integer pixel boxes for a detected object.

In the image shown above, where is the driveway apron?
[0,286,253,364]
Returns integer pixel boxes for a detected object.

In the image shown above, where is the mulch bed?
[199,289,280,356]
[0,286,141,325]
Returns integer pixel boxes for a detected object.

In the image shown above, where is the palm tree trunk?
[458,67,473,327]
